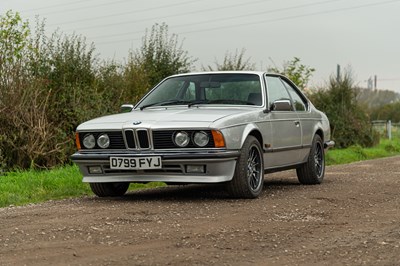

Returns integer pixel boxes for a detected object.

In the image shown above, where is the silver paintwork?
[72,71,333,184]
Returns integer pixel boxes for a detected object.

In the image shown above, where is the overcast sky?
[1,0,400,92]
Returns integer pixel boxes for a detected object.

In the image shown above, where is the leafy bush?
[357,88,400,109]
[369,101,400,122]
[309,70,379,148]
[0,13,101,169]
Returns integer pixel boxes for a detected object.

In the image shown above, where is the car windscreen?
[137,74,263,109]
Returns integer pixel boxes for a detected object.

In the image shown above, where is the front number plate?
[110,156,162,170]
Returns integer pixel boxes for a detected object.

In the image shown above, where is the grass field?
[1,137,399,208]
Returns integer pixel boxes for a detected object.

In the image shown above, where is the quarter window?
[281,80,307,111]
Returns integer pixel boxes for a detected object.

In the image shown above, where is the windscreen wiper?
[188,100,209,107]
[207,99,256,105]
[140,100,189,110]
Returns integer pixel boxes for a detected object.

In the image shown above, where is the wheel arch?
[240,124,263,149]
[301,127,325,163]
[315,128,324,142]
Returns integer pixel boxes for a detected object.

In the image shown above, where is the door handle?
[294,121,300,127]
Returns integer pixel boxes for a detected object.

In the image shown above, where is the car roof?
[168,71,286,79]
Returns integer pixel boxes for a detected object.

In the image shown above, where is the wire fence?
[372,120,400,139]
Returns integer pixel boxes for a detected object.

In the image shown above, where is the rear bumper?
[71,150,240,184]
[324,140,335,151]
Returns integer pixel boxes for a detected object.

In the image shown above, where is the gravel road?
[1,156,400,266]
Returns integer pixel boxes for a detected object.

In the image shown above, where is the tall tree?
[268,57,315,90]
[132,23,195,87]
[203,48,255,71]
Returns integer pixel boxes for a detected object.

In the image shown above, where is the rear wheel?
[226,136,264,198]
[296,134,325,184]
[89,182,129,197]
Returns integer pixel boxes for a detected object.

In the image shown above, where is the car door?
[280,78,313,162]
[264,75,302,167]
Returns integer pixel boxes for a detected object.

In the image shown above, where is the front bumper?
[71,150,240,184]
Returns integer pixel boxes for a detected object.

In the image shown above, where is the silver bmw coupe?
[72,71,334,198]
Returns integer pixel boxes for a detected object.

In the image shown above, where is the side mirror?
[120,104,134,113]
[271,99,293,111]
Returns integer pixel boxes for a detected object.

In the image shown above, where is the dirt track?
[1,156,400,266]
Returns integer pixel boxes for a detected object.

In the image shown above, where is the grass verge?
[0,165,165,208]
[1,138,399,208]
[326,137,400,165]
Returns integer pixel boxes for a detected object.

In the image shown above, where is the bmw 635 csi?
[71,71,334,198]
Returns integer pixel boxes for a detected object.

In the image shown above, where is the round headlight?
[97,134,110,149]
[83,134,96,149]
[174,131,190,147]
[193,131,209,147]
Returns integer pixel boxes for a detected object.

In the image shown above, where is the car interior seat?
[247,93,262,105]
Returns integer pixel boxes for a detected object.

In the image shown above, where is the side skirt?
[264,163,304,174]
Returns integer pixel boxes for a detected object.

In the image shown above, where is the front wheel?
[296,134,325,184]
[89,182,129,197]
[226,136,264,198]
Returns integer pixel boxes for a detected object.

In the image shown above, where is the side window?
[281,80,307,111]
[265,76,291,108]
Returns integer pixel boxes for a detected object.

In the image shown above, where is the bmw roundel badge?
[132,121,142,125]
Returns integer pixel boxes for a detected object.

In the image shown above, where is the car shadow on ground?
[91,172,306,203]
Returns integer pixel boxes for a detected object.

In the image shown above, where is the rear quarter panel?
[297,107,331,161]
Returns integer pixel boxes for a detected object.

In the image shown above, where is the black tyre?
[226,136,264,198]
[296,134,325,184]
[89,182,129,197]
